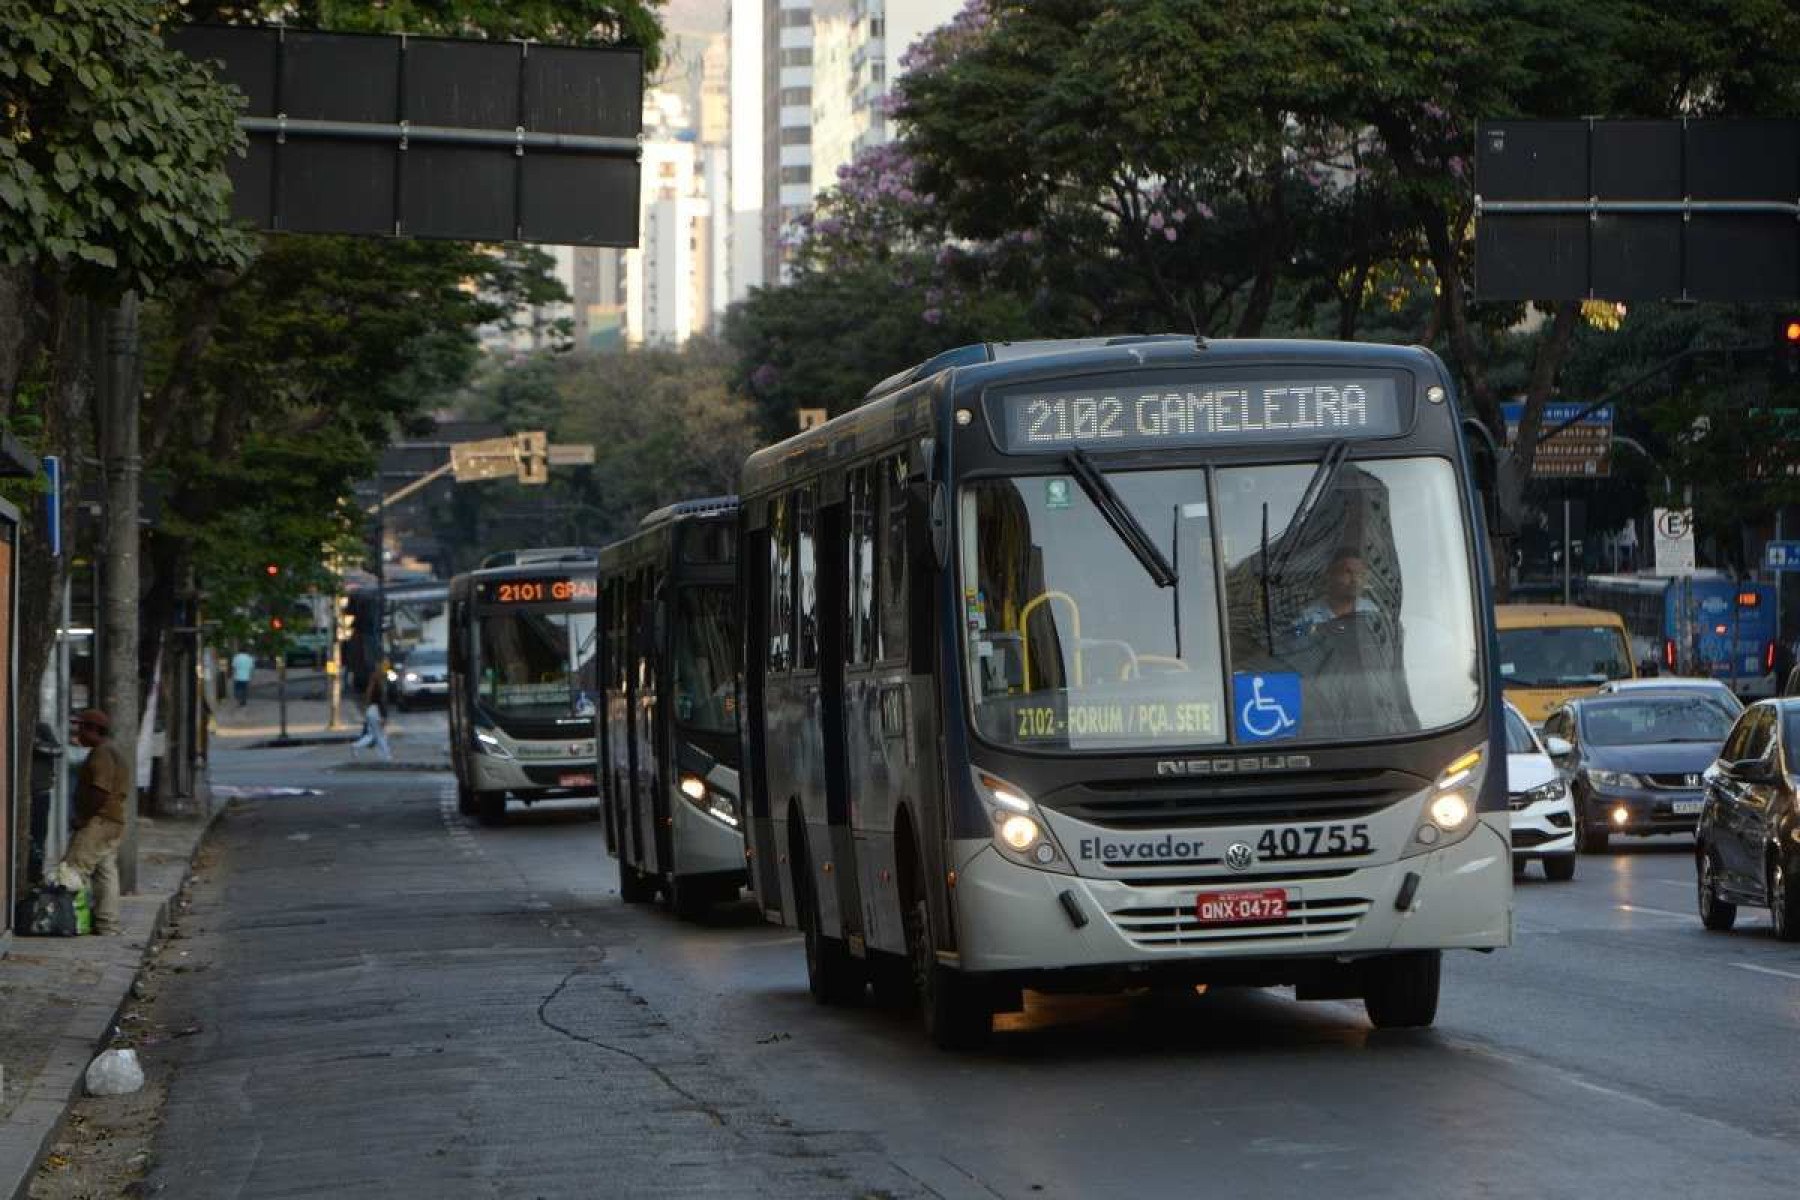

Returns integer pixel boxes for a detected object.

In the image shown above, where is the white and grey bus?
[597,498,746,919]
[447,554,599,826]
[738,336,1509,1047]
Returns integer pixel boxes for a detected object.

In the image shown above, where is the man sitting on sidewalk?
[57,707,128,935]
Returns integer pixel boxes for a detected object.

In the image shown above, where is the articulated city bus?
[597,498,746,919]
[738,335,1509,1047]
[447,553,599,826]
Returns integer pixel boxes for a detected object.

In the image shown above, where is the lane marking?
[1614,903,1691,920]
[1733,962,1800,983]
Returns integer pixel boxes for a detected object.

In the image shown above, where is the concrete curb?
[0,799,225,1200]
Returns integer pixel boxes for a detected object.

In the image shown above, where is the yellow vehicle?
[1494,604,1636,724]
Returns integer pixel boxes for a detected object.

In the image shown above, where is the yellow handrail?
[1019,591,1081,691]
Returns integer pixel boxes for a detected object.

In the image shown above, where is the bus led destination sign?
[996,377,1404,452]
[477,576,597,606]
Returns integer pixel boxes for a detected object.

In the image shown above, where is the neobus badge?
[996,376,1404,452]
[1157,754,1313,776]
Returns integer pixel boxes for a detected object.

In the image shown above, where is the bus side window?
[768,495,793,674]
[797,484,818,671]
[847,466,876,666]
[878,454,908,662]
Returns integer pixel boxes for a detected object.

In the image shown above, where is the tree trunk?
[1507,300,1584,481]
[97,293,143,893]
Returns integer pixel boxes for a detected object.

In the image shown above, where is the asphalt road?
[144,723,1800,1199]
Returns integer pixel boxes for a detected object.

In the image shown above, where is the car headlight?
[1517,779,1566,805]
[474,730,513,759]
[971,769,1072,874]
[1405,747,1485,858]
[404,671,420,683]
[677,771,739,827]
[1584,768,1643,790]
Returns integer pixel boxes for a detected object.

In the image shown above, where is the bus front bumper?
[950,814,1511,977]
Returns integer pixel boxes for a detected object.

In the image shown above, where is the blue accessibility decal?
[1233,672,1301,742]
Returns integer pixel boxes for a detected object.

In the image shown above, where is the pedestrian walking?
[353,665,393,761]
[231,647,255,707]
[55,708,127,935]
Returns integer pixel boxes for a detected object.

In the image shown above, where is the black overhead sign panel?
[168,25,643,246]
[1475,119,1800,302]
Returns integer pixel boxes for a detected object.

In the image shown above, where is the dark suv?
[1695,698,1800,940]
[1542,692,1737,852]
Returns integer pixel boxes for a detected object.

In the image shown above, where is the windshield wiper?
[1265,439,1351,583]
[1065,449,1177,588]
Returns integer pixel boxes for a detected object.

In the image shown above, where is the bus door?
[742,514,785,914]
[649,574,676,876]
[816,492,865,950]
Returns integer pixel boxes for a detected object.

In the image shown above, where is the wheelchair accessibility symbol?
[1233,672,1301,742]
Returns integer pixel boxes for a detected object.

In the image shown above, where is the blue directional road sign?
[1767,541,1800,571]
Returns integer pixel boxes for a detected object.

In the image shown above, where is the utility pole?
[98,294,141,893]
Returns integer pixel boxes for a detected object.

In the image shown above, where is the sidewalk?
[0,681,446,1200]
[0,805,216,1200]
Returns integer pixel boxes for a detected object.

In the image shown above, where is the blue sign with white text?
[1233,671,1301,742]
[1768,541,1800,571]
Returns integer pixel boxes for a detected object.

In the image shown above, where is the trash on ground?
[85,1047,146,1096]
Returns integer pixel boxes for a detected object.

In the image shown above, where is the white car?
[1505,701,1576,881]
[390,645,449,710]
[1595,676,1744,715]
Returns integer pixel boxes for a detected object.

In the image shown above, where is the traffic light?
[1774,314,1800,381]
[269,615,284,631]
[264,562,281,578]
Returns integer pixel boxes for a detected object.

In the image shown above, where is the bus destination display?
[995,377,1404,452]
[477,576,597,606]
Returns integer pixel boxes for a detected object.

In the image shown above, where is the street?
[104,717,1800,1198]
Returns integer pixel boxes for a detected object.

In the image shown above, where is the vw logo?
[1224,842,1255,872]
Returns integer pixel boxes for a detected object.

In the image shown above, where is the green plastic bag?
[72,887,93,935]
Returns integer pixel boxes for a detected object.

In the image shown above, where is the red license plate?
[1195,889,1289,924]
[559,772,595,787]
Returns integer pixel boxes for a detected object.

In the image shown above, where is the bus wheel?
[796,857,863,1005]
[671,876,714,923]
[475,790,507,827]
[619,863,657,904]
[905,863,991,1049]
[1362,950,1440,1029]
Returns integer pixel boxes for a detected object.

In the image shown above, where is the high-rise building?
[753,0,962,283]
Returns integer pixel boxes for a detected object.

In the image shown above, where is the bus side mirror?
[929,482,949,568]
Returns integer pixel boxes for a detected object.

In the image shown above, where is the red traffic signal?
[269,616,284,631]
[264,563,281,577]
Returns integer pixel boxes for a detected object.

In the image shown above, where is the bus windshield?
[1497,626,1630,688]
[673,587,739,734]
[477,608,598,721]
[960,456,1480,750]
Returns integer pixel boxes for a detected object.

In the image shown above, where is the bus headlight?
[678,772,740,827]
[1405,747,1484,857]
[972,770,1072,874]
[474,730,513,759]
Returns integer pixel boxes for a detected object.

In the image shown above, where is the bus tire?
[1362,950,1440,1029]
[794,845,862,1006]
[619,862,657,904]
[671,876,715,923]
[904,860,991,1049]
[475,790,507,827]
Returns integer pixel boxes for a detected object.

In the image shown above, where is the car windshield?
[477,609,598,720]
[405,648,446,668]
[673,587,739,734]
[1581,697,1736,746]
[1504,708,1536,755]
[1498,626,1631,688]
[959,456,1480,750]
